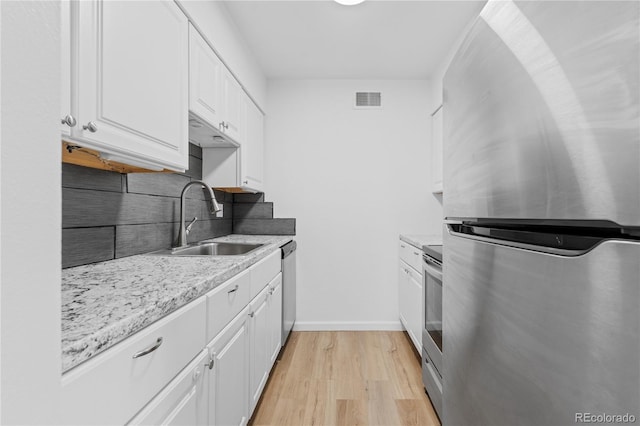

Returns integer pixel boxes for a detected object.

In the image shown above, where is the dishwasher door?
[281,241,296,349]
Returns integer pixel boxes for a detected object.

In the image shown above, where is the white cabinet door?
[128,350,208,426]
[406,267,423,353]
[267,273,283,367]
[61,0,75,138]
[189,24,224,132]
[431,105,443,193]
[248,286,270,415]
[240,97,265,192]
[221,68,243,144]
[207,307,250,426]
[398,262,411,334]
[75,0,189,171]
[398,260,422,353]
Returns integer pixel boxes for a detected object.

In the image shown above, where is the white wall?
[1,1,62,424]
[265,80,442,329]
[178,0,267,111]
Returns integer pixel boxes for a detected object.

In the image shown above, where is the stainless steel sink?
[152,242,264,256]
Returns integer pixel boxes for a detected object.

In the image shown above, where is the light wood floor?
[249,331,441,426]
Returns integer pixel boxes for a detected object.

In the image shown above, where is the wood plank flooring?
[250,331,441,426]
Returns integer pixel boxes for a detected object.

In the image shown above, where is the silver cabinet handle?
[414,251,420,256]
[242,180,248,185]
[61,115,77,127]
[83,121,98,132]
[249,311,255,318]
[219,121,229,131]
[206,355,214,370]
[132,337,163,359]
[269,287,274,295]
[227,284,239,294]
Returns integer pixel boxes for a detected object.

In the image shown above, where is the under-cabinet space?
[201,96,265,193]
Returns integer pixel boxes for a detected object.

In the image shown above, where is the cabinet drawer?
[206,268,251,342]
[128,349,208,426]
[61,297,206,425]
[250,250,281,299]
[399,240,422,274]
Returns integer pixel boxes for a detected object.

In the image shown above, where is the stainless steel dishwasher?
[280,240,296,351]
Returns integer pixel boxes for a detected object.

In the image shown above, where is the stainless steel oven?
[422,245,443,419]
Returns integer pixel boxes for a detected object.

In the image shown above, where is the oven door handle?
[423,259,443,281]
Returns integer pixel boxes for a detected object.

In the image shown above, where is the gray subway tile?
[233,193,265,203]
[115,223,175,258]
[233,202,273,219]
[127,173,190,197]
[62,163,123,192]
[62,227,115,268]
[233,218,296,235]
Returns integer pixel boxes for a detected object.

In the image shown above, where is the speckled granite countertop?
[399,234,442,249]
[61,234,293,373]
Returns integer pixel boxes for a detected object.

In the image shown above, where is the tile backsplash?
[62,144,232,268]
[62,143,295,268]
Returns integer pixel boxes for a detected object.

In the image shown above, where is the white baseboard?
[293,321,404,331]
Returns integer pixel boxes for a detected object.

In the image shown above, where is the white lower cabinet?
[248,272,283,415]
[398,240,423,353]
[267,274,283,366]
[207,306,251,426]
[60,298,207,425]
[128,350,209,426]
[62,248,286,426]
[249,286,271,414]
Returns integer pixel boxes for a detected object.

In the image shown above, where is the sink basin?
[153,242,264,256]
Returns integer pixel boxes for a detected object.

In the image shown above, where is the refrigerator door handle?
[446,224,598,257]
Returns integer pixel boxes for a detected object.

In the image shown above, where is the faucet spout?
[176,180,221,248]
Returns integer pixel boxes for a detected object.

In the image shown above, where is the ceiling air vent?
[355,92,382,109]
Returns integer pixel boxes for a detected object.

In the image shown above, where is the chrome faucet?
[176,180,221,248]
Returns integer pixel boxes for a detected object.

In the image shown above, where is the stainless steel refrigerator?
[443,1,640,425]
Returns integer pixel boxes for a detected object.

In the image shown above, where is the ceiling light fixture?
[334,0,366,5]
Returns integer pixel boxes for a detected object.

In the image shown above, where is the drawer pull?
[132,337,163,359]
[414,251,420,256]
[227,284,239,294]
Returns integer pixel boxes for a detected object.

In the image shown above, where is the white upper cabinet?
[188,24,244,147]
[431,105,443,193]
[189,24,224,132]
[221,68,244,144]
[61,0,74,138]
[66,0,189,171]
[240,97,265,192]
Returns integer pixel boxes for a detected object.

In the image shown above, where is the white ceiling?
[222,0,487,80]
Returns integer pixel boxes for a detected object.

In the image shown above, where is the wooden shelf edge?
[62,141,172,174]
